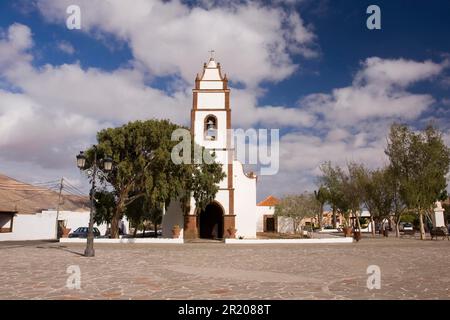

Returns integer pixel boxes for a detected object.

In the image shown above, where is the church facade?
[162,57,258,239]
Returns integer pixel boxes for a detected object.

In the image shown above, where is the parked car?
[68,227,101,238]
[399,222,413,231]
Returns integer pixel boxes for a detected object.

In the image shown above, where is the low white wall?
[60,238,183,244]
[225,238,354,244]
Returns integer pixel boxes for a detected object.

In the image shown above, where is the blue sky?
[0,0,449,199]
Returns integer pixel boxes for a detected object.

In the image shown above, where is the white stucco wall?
[56,210,109,235]
[256,206,275,232]
[197,92,225,109]
[214,190,230,215]
[200,81,223,89]
[0,212,57,241]
[0,210,127,241]
[233,160,257,239]
[202,66,221,80]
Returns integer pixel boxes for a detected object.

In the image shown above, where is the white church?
[162,56,258,239]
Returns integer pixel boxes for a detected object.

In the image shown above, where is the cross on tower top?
[208,49,215,60]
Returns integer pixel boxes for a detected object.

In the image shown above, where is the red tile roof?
[257,195,280,207]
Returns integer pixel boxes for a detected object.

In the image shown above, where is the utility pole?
[55,177,64,240]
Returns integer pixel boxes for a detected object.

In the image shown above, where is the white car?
[400,222,414,231]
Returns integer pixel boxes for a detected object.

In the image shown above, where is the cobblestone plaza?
[1,238,449,300]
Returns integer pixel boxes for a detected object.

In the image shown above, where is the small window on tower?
[204,115,217,140]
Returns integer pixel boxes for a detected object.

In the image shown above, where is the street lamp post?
[76,145,113,257]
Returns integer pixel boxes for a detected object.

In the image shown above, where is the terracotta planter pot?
[227,228,237,238]
[353,231,361,241]
[172,226,181,238]
[61,228,71,238]
[342,227,353,237]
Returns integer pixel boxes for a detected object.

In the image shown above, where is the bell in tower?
[204,116,217,140]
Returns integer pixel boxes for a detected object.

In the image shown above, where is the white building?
[0,173,127,241]
[256,195,279,233]
[162,57,258,239]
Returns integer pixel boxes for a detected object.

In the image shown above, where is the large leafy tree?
[385,123,450,239]
[319,162,350,228]
[344,162,367,231]
[82,119,225,238]
[356,166,396,236]
[274,193,318,234]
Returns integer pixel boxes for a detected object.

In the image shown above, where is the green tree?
[125,193,149,237]
[356,166,396,236]
[275,193,318,234]
[319,162,350,228]
[385,123,450,239]
[82,119,225,238]
[314,186,328,229]
[93,190,116,231]
[344,162,367,231]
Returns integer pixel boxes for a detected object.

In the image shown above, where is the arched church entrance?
[199,202,224,239]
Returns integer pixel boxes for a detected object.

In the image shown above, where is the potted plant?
[353,229,361,241]
[341,219,353,237]
[227,227,237,238]
[172,224,181,238]
[61,221,71,238]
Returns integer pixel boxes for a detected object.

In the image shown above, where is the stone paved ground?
[1,237,449,300]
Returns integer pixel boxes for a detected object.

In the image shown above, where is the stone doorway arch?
[199,202,224,239]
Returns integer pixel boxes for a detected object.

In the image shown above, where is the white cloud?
[57,41,75,54]
[36,0,317,87]
[258,57,449,198]
[0,23,33,71]
[301,57,448,127]
[0,3,448,199]
[0,24,190,173]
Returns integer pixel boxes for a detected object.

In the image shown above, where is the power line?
[62,187,87,197]
[63,180,88,196]
[0,187,60,205]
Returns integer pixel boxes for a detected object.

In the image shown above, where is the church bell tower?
[184,53,236,239]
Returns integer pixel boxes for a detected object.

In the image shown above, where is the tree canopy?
[275,192,318,233]
[385,123,450,239]
[81,119,225,238]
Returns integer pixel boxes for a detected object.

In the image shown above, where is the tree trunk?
[370,216,375,237]
[154,223,158,238]
[318,204,323,229]
[332,206,337,229]
[395,219,400,238]
[355,211,361,230]
[419,210,426,240]
[110,201,124,239]
[133,225,138,237]
[110,213,120,239]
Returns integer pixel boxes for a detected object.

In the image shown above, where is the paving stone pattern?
[0,238,449,299]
